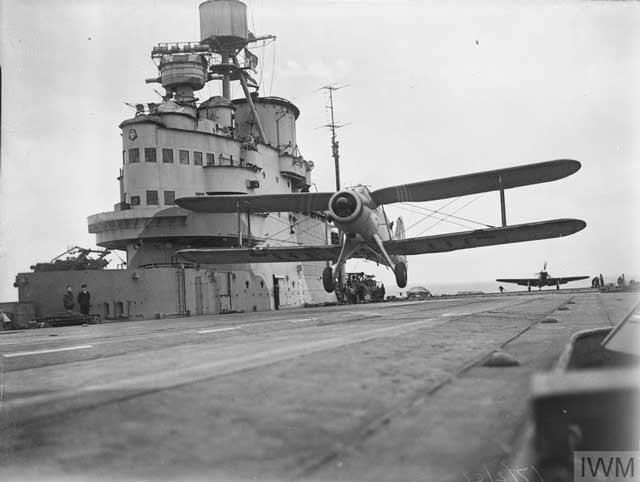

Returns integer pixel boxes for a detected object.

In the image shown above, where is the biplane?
[175,159,586,293]
[497,261,589,291]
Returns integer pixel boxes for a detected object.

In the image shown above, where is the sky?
[1,0,639,301]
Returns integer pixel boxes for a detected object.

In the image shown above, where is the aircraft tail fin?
[395,216,405,240]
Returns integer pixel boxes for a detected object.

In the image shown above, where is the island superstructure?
[14,0,335,320]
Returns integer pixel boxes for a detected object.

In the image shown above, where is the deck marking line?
[197,327,242,334]
[288,318,316,323]
[341,312,381,318]
[1,319,443,415]
[3,345,94,358]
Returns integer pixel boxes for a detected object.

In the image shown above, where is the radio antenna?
[317,84,350,191]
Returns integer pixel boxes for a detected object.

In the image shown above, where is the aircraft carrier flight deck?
[2,290,638,482]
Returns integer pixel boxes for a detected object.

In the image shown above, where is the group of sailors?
[62,284,91,315]
[591,273,606,289]
[342,280,386,304]
[592,273,632,289]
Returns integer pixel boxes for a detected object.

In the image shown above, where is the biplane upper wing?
[175,192,334,213]
[370,159,581,206]
[176,244,343,264]
[383,219,586,256]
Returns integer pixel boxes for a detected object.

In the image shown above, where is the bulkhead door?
[215,272,232,313]
[195,276,203,315]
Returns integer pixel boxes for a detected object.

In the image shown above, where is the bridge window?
[179,149,190,164]
[194,151,203,166]
[146,190,159,205]
[162,148,174,163]
[206,153,215,166]
[164,190,175,206]
[128,148,140,163]
[144,148,157,162]
[130,195,140,206]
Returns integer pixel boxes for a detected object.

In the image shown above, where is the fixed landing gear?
[556,282,560,290]
[322,266,335,293]
[394,262,407,288]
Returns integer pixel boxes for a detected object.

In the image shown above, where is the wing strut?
[247,208,252,245]
[499,175,507,227]
[236,201,253,247]
[236,201,243,246]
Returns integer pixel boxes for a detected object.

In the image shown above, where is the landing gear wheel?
[394,262,407,288]
[322,267,336,293]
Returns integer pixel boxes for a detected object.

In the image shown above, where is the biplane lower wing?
[371,159,581,205]
[383,219,586,256]
[176,219,585,264]
[495,278,543,287]
[176,244,343,264]
[554,276,590,283]
[176,192,334,213]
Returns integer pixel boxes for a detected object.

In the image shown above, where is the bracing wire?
[402,197,460,233]
[258,43,265,89]
[269,41,276,96]
[399,201,495,229]
[413,194,487,237]
[262,213,328,245]
[394,204,479,231]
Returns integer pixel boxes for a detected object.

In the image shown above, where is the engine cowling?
[328,191,362,223]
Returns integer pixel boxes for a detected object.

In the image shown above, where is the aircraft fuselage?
[327,185,403,267]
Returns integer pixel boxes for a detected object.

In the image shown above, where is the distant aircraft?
[496,261,589,291]
[176,160,585,293]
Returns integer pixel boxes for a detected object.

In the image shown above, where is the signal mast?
[319,84,349,191]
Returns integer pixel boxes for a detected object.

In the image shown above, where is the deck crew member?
[63,285,75,313]
[78,284,91,315]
